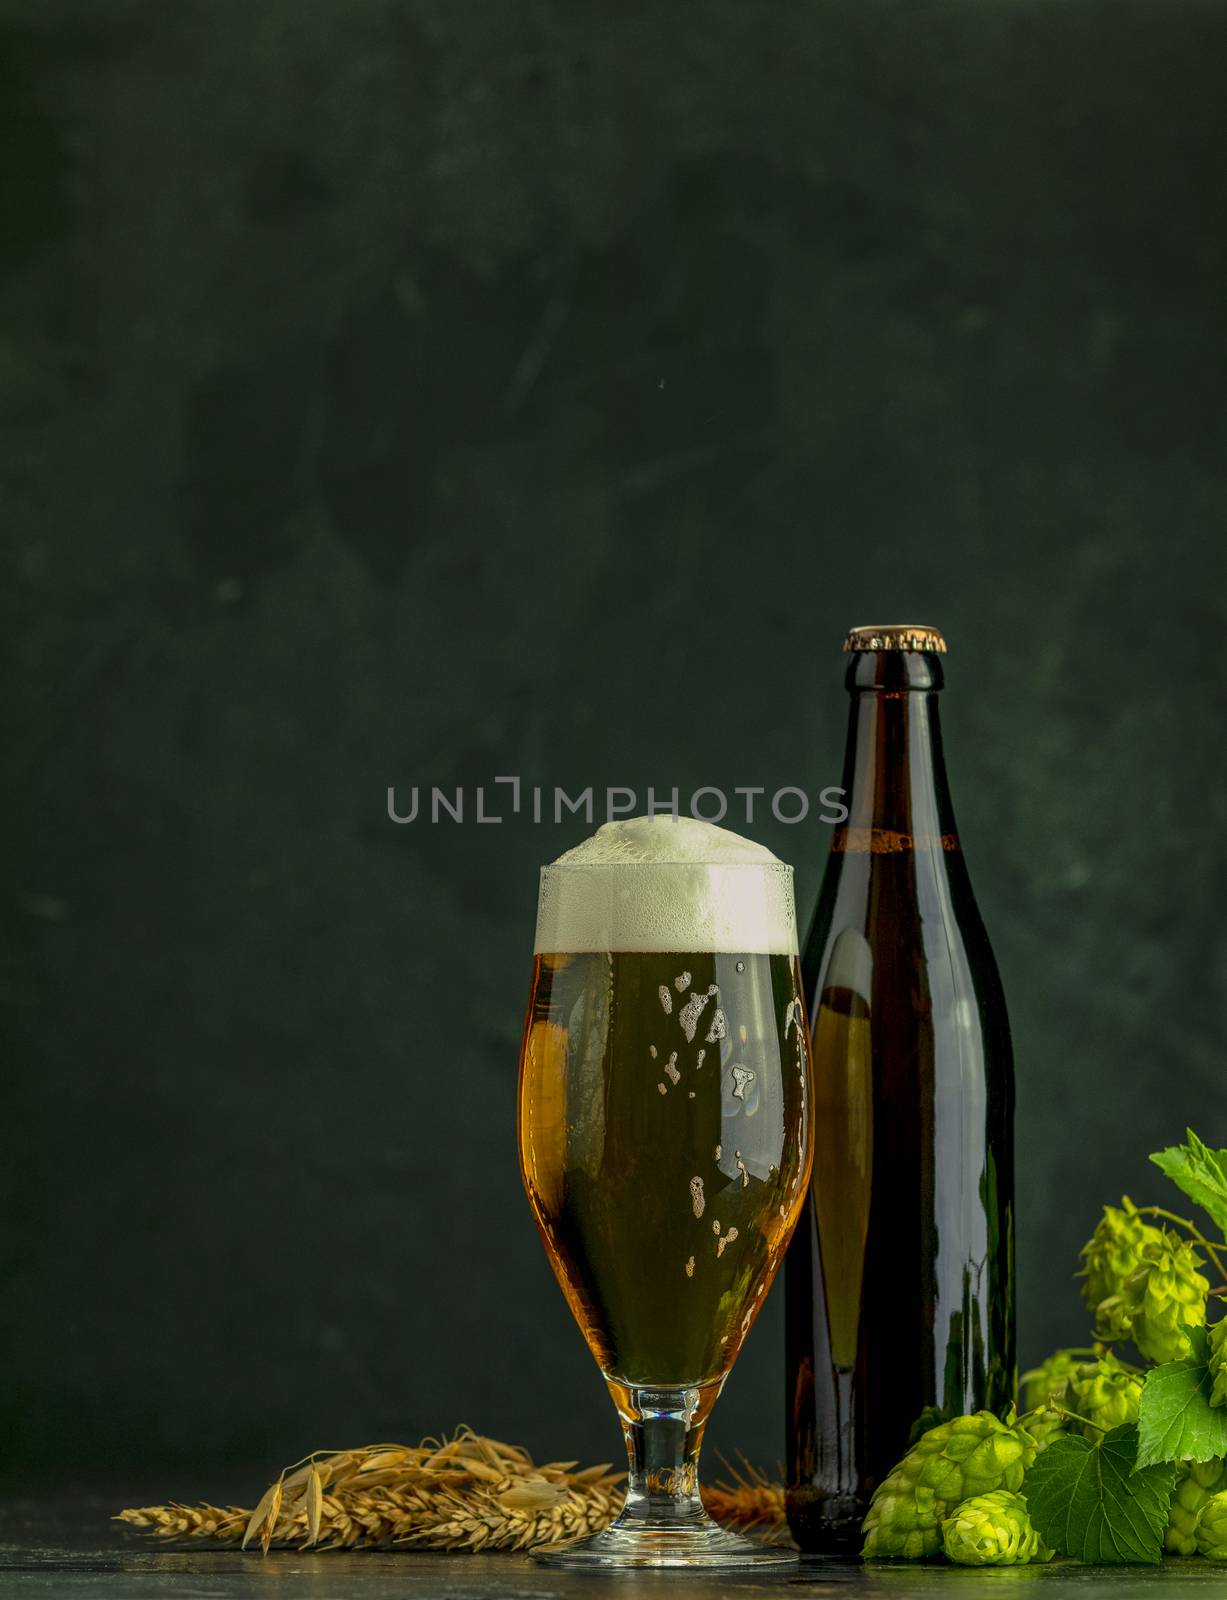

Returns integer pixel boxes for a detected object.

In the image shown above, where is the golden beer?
[520,948,811,1390]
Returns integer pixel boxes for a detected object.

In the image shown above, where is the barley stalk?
[117,1426,788,1554]
[702,1455,789,1539]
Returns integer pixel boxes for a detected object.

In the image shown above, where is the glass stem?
[607,1382,719,1529]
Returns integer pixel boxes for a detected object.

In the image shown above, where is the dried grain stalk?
[117,1426,788,1554]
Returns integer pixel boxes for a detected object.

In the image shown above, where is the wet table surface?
[2,1496,1225,1599]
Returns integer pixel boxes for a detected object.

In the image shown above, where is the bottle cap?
[842,624,947,653]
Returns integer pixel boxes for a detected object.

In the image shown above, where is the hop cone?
[1195,1489,1227,1561]
[1016,1402,1067,1454]
[1080,1198,1164,1328]
[1166,1460,1227,1557]
[942,1490,1051,1567]
[1019,1350,1081,1413]
[861,1412,1036,1560]
[1121,1235,1209,1364]
[1209,1320,1227,1409]
[861,1482,945,1561]
[1065,1354,1143,1437]
[1091,1291,1136,1346]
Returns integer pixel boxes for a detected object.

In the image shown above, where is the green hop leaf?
[1137,1326,1227,1467]
[942,1489,1051,1567]
[1210,1320,1227,1409]
[1196,1488,1227,1560]
[1150,1129,1227,1239]
[1023,1424,1177,1565]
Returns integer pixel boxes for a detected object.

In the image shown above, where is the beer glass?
[518,855,814,1567]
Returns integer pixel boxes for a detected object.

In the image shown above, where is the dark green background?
[4,0,1226,1484]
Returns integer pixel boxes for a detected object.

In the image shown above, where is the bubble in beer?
[679,989,711,1042]
[735,1150,749,1189]
[649,1045,658,1059]
[714,1143,722,1160]
[706,1008,728,1043]
[718,1226,739,1259]
[685,1256,695,1279]
[731,1065,755,1101]
[736,960,745,973]
[696,1048,707,1070]
[664,1052,680,1086]
[658,985,673,1015]
[674,971,692,992]
[657,1082,667,1095]
[690,1176,705,1218]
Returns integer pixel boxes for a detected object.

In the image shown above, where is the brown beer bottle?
[784,625,1015,1553]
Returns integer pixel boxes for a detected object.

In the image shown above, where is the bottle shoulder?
[801,850,1010,1035]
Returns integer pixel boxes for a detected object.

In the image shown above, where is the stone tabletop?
[3,1496,1226,1600]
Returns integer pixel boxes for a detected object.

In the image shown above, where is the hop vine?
[862,1129,1227,1569]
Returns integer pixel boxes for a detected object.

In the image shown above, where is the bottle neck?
[833,650,959,852]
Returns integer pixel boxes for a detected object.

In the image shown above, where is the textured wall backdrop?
[3,0,1227,1482]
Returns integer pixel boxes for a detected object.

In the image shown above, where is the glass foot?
[537,1381,797,1568]
[536,1515,797,1569]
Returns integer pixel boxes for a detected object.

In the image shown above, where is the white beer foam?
[535,816,797,955]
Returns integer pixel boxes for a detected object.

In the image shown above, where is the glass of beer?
[518,818,814,1567]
